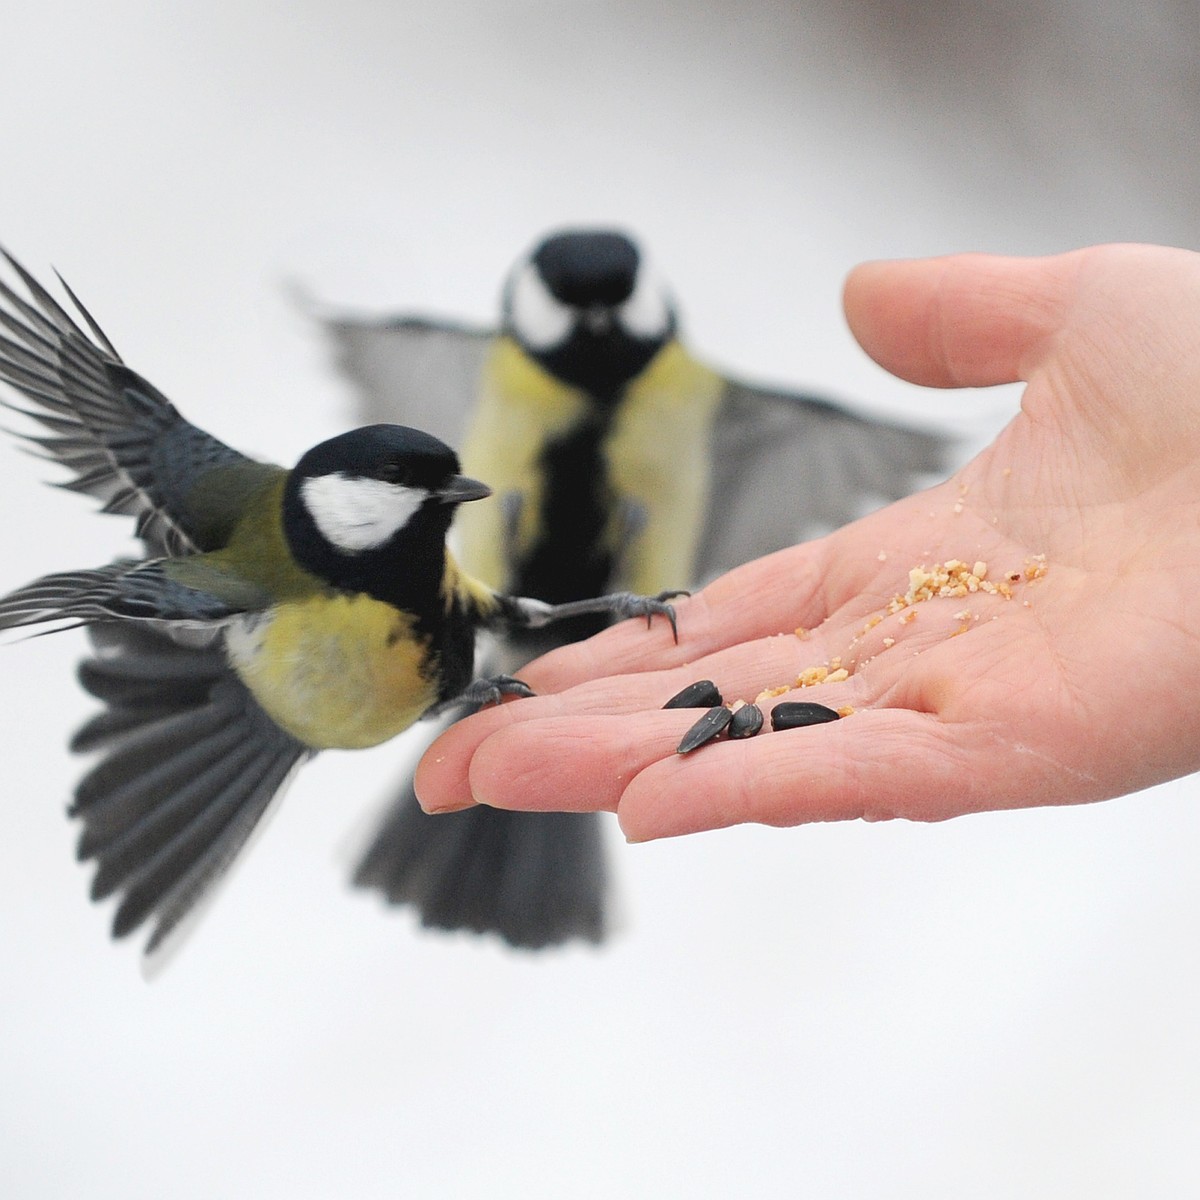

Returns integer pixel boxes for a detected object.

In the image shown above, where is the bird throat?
[531,327,662,396]
[284,486,454,639]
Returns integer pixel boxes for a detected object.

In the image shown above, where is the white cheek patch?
[618,265,671,340]
[301,473,428,553]
[508,262,573,350]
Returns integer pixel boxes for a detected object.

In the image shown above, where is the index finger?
[516,540,830,694]
[518,509,927,695]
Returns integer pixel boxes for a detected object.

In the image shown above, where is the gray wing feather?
[694,378,952,582]
[0,250,252,556]
[69,624,311,955]
[321,314,493,449]
[0,559,251,632]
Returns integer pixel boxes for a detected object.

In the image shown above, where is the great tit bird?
[0,249,679,959]
[319,227,952,952]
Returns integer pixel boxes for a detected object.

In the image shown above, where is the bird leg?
[504,590,686,642]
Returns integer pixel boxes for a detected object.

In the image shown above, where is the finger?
[417,627,898,817]
[466,711,699,814]
[444,701,975,837]
[456,667,862,816]
[615,707,972,841]
[415,685,647,813]
[415,604,884,815]
[453,695,833,818]
[415,527,1017,813]
[520,507,945,696]
[414,549,835,814]
[520,541,838,694]
[843,251,1078,389]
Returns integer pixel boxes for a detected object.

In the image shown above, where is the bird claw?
[612,589,688,641]
[438,674,535,715]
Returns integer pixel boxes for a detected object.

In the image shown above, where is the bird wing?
[0,250,257,556]
[0,557,270,635]
[0,489,302,961]
[693,375,953,583]
[319,312,494,448]
[70,623,311,959]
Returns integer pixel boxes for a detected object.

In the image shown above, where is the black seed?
[728,704,764,739]
[663,679,723,710]
[770,701,841,731]
[676,705,733,753]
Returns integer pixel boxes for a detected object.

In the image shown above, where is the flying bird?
[0,248,678,958]
[319,227,952,951]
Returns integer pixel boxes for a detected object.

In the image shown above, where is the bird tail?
[70,623,311,958]
[353,725,608,950]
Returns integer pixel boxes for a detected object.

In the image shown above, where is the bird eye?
[378,462,408,485]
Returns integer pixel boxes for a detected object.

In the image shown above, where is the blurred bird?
[319,227,952,950]
[0,248,679,959]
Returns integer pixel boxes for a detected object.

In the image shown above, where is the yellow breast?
[605,341,724,594]
[453,336,590,590]
[225,593,438,750]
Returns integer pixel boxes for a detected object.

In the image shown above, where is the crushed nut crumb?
[1024,554,1048,581]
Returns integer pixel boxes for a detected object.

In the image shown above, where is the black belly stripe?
[435,598,480,703]
[512,404,618,644]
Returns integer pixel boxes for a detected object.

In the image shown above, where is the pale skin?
[415,244,1200,842]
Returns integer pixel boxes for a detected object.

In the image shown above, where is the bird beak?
[436,474,492,504]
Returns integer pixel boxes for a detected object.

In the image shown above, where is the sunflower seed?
[663,679,723,709]
[676,705,733,753]
[770,701,841,730]
[728,703,764,739]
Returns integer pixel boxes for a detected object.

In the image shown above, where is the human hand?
[416,244,1200,841]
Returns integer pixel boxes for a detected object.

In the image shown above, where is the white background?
[2,2,1199,1196]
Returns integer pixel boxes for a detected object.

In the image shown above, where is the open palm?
[416,244,1200,841]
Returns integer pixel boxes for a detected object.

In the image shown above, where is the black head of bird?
[282,423,491,605]
[501,228,677,396]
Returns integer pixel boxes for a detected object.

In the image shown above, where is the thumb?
[842,251,1079,390]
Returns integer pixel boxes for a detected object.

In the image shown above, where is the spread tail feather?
[71,623,311,955]
[354,780,608,950]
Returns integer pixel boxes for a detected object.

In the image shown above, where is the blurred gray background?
[2,2,1198,1196]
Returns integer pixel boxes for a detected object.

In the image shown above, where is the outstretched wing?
[71,624,310,959]
[0,250,256,556]
[694,376,953,582]
[320,312,493,449]
[0,557,269,635]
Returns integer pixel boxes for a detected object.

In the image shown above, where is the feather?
[354,779,607,949]
[0,251,255,556]
[321,315,492,450]
[70,625,310,951]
